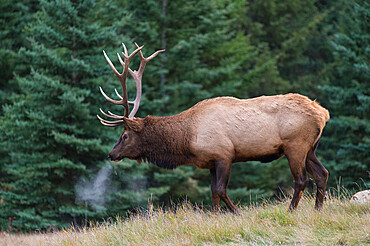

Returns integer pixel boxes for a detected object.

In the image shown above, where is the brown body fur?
[109,93,330,212]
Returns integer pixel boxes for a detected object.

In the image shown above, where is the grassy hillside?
[1,195,369,245]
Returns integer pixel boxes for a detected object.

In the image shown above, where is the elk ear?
[123,118,144,132]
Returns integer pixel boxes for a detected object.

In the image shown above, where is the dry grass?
[1,196,369,246]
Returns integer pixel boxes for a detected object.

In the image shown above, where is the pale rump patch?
[351,190,370,204]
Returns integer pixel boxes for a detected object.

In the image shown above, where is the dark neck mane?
[138,115,193,169]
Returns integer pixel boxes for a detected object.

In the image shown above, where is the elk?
[97,42,330,213]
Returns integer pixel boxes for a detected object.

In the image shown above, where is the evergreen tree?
[0,0,121,231]
[232,0,329,95]
[0,1,38,105]
[0,0,39,231]
[319,0,369,189]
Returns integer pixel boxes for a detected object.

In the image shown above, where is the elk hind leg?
[285,149,309,211]
[306,144,329,210]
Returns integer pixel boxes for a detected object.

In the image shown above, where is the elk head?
[97,42,164,161]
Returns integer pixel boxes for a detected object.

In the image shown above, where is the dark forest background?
[0,0,368,232]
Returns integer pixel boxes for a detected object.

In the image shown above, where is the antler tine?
[99,86,122,105]
[99,108,123,120]
[134,42,165,64]
[100,121,125,127]
[103,50,120,77]
[97,114,125,127]
[114,87,133,104]
[122,42,128,56]
[114,88,123,100]
[146,49,166,61]
[108,110,124,118]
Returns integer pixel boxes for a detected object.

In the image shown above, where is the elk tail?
[312,128,322,150]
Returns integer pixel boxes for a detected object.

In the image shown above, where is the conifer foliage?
[0,0,118,231]
[319,0,369,188]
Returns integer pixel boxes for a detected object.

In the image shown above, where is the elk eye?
[122,134,128,140]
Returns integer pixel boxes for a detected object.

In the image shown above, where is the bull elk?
[97,42,330,213]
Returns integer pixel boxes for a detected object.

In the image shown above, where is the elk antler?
[98,42,165,126]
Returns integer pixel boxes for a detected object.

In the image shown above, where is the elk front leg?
[211,160,239,214]
[210,168,220,212]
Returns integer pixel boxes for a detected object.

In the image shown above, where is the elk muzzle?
[108,149,122,162]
